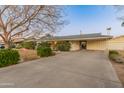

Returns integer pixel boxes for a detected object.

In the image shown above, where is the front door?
[80,41,87,50]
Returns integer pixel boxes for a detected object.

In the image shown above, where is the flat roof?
[39,33,113,41]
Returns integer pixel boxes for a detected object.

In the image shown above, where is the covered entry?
[70,40,87,51]
[80,41,87,49]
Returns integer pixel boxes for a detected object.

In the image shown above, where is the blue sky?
[56,5,124,36]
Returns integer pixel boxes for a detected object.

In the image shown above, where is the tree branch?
[0,16,6,31]
[11,28,28,38]
[0,6,9,15]
[9,6,44,34]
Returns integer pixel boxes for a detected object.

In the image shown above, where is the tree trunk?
[4,41,11,49]
[3,32,11,49]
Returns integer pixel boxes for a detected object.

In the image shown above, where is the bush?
[109,50,124,63]
[10,44,16,48]
[109,53,117,61]
[21,41,36,49]
[109,50,119,55]
[37,47,52,57]
[37,42,53,57]
[109,50,119,61]
[56,41,71,51]
[0,49,20,67]
[37,42,50,48]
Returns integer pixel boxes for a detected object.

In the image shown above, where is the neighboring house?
[0,33,24,47]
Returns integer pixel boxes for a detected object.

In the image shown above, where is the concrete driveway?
[0,50,122,88]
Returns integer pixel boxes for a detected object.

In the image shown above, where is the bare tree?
[0,5,64,48]
[113,6,124,27]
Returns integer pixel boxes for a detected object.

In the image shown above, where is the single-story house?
[1,33,124,51]
[38,33,124,51]
[37,33,110,51]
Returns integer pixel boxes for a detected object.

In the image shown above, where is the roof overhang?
[40,36,112,42]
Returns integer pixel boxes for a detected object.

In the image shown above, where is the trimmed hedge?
[37,42,53,57]
[0,49,20,67]
[109,50,119,55]
[37,47,52,57]
[56,41,71,51]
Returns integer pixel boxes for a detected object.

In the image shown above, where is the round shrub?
[109,53,118,61]
[109,50,119,55]
[0,49,20,67]
[37,47,52,57]
[56,41,71,51]
[109,50,119,61]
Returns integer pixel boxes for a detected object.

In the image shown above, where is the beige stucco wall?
[108,36,124,50]
[49,36,124,51]
[49,41,80,51]
[70,41,80,51]
[87,40,107,50]
[87,36,124,50]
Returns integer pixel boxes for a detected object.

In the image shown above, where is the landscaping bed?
[17,42,56,62]
[0,41,71,68]
[111,60,124,87]
[109,50,124,87]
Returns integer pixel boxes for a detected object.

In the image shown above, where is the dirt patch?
[111,60,124,87]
